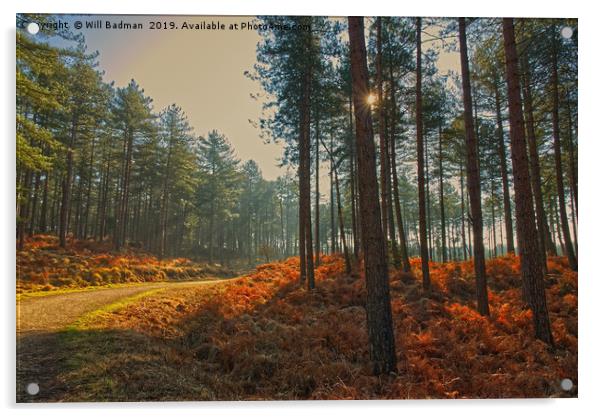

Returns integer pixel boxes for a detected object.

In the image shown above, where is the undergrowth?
[16,235,236,294]
[56,253,577,400]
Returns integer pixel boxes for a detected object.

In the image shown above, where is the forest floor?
[16,279,237,402]
[16,235,238,295]
[17,279,237,333]
[16,243,577,402]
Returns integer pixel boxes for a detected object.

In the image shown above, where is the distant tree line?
[16,14,300,265]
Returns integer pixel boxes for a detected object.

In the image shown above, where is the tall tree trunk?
[552,197,564,255]
[502,18,554,345]
[321,133,351,274]
[467,195,473,256]
[17,170,32,250]
[209,203,214,263]
[349,94,360,261]
[348,16,397,375]
[438,123,447,262]
[50,176,59,233]
[565,98,577,216]
[459,17,489,316]
[247,205,253,264]
[334,166,351,274]
[280,197,285,257]
[388,67,411,272]
[299,172,307,282]
[98,156,111,241]
[329,132,337,254]
[551,39,578,271]
[491,178,497,257]
[39,171,49,233]
[376,17,390,260]
[315,116,321,266]
[494,82,515,254]
[160,129,174,259]
[460,164,467,261]
[82,136,96,240]
[73,169,84,239]
[569,181,577,255]
[565,98,578,254]
[473,84,481,174]
[59,115,78,248]
[298,19,315,289]
[425,133,433,260]
[115,128,133,251]
[385,111,401,269]
[133,188,142,244]
[522,60,556,263]
[285,198,290,257]
[415,17,431,290]
[28,172,40,236]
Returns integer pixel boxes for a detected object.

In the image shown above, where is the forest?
[16,15,577,400]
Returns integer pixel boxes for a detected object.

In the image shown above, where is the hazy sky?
[49,15,461,182]
[61,15,286,180]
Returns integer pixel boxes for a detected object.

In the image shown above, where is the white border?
[2,1,598,416]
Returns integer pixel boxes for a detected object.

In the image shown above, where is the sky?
[57,15,286,180]
[41,15,462,182]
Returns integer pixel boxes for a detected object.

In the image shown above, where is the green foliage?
[16,16,297,263]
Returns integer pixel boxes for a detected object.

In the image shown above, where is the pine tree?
[502,18,554,345]
[348,16,397,376]
[197,130,241,263]
[415,17,431,290]
[112,80,155,250]
[459,18,490,316]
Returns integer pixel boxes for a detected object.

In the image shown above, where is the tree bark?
[425,132,433,260]
[376,17,390,259]
[494,82,515,254]
[299,166,307,282]
[459,17,489,316]
[460,164,467,261]
[490,177,497,257]
[565,97,578,253]
[348,16,397,375]
[59,115,78,248]
[115,128,134,251]
[415,17,431,290]
[82,136,96,240]
[98,156,111,241]
[315,116,321,266]
[438,123,447,262]
[28,172,40,236]
[502,18,554,345]
[39,171,49,233]
[330,132,337,254]
[349,93,360,261]
[17,170,32,250]
[388,67,411,273]
[522,59,556,265]
[385,111,401,269]
[298,19,315,289]
[565,98,578,216]
[551,39,577,271]
[334,165,351,274]
[321,133,351,274]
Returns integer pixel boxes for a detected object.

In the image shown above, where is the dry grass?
[40,253,577,401]
[16,235,236,294]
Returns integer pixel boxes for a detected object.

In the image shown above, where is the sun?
[366,93,377,106]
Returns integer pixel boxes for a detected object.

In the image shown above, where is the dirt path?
[17,279,232,333]
[16,277,239,402]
